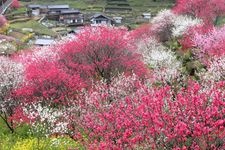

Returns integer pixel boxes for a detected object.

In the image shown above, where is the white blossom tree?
[137,38,182,83]
[22,102,70,136]
[199,56,225,82]
[151,9,202,40]
[172,15,202,37]
[0,56,24,133]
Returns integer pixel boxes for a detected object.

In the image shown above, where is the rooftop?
[91,13,113,21]
[142,13,151,16]
[27,4,41,8]
[47,5,69,9]
[60,9,80,14]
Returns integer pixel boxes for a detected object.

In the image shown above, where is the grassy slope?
[10,20,58,36]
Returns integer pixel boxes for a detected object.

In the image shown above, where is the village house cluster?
[26,4,120,27]
[26,4,151,46]
[27,4,151,27]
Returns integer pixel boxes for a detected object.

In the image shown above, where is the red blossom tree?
[59,26,147,84]
[14,60,85,106]
[173,0,225,24]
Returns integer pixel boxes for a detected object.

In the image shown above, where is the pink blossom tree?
[0,15,7,28]
[10,0,20,9]
[192,26,225,63]
[179,24,213,51]
[173,0,225,24]
[129,24,152,43]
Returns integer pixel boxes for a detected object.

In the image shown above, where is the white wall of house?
[31,9,40,16]
[91,19,112,26]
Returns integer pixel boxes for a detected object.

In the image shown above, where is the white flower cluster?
[199,57,225,82]
[16,44,61,66]
[151,9,176,32]
[172,15,202,37]
[83,73,149,108]
[0,57,24,91]
[151,9,202,38]
[137,38,182,82]
[0,57,24,110]
[23,103,69,136]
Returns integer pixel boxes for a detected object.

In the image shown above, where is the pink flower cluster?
[75,81,225,149]
[173,0,225,24]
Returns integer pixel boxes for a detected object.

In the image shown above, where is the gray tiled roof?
[91,13,113,21]
[60,9,80,14]
[27,4,41,8]
[47,5,69,9]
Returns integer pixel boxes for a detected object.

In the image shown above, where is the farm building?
[90,14,114,26]
[59,9,84,26]
[27,4,70,17]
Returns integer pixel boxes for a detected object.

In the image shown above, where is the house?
[27,4,41,16]
[59,9,84,25]
[90,14,114,26]
[34,38,55,46]
[113,16,122,24]
[39,5,48,14]
[142,13,151,19]
[27,4,70,17]
[27,4,84,26]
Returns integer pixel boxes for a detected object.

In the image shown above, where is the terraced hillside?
[19,0,174,15]
[12,0,175,28]
[105,0,132,13]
